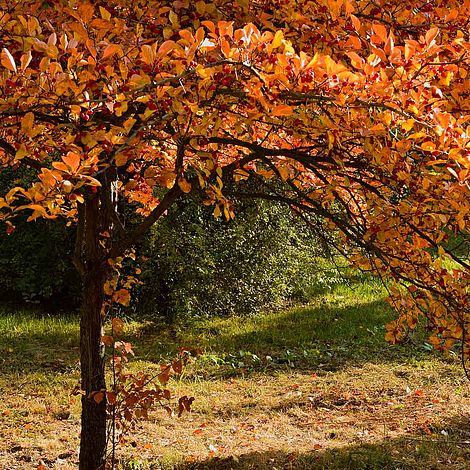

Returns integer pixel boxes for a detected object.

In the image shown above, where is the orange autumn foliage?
[0,0,468,355]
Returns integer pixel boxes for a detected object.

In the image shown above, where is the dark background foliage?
[0,170,330,319]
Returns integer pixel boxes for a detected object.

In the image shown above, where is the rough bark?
[77,193,109,470]
[79,266,107,470]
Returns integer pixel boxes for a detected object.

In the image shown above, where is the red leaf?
[92,391,105,404]
[158,366,171,386]
[178,396,195,417]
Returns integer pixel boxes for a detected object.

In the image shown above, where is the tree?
[0,0,468,468]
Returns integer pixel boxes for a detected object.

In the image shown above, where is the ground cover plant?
[0,0,469,467]
[1,279,469,469]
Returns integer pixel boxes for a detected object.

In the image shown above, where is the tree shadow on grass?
[159,298,456,380]
[175,414,470,469]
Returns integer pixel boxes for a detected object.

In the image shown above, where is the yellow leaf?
[1,48,17,72]
[272,105,293,117]
[99,6,111,21]
[15,144,28,159]
[408,131,427,140]
[195,1,206,14]
[112,317,125,335]
[195,64,210,78]
[24,204,48,221]
[458,217,466,231]
[272,30,284,49]
[115,101,128,117]
[21,112,34,134]
[401,119,415,132]
[104,280,115,296]
[123,117,136,133]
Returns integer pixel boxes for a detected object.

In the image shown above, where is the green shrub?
[137,196,325,322]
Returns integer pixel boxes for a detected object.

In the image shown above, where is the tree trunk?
[79,265,107,469]
[76,193,109,470]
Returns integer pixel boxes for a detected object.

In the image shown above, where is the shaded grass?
[174,433,470,470]
[0,307,79,373]
[129,280,446,379]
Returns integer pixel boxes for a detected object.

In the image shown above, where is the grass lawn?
[0,278,469,469]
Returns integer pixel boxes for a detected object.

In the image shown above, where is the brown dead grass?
[2,360,468,469]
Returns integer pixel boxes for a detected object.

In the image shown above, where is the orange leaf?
[179,29,194,43]
[372,24,388,43]
[346,51,364,68]
[1,48,17,72]
[62,152,81,173]
[421,141,436,151]
[158,366,171,385]
[101,335,114,346]
[350,14,361,31]
[115,153,128,167]
[272,105,293,117]
[172,359,183,374]
[425,27,439,47]
[158,40,177,56]
[102,44,121,60]
[106,391,117,405]
[141,44,155,65]
[20,51,32,70]
[156,170,176,189]
[113,288,131,306]
[178,178,192,193]
[21,112,35,134]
